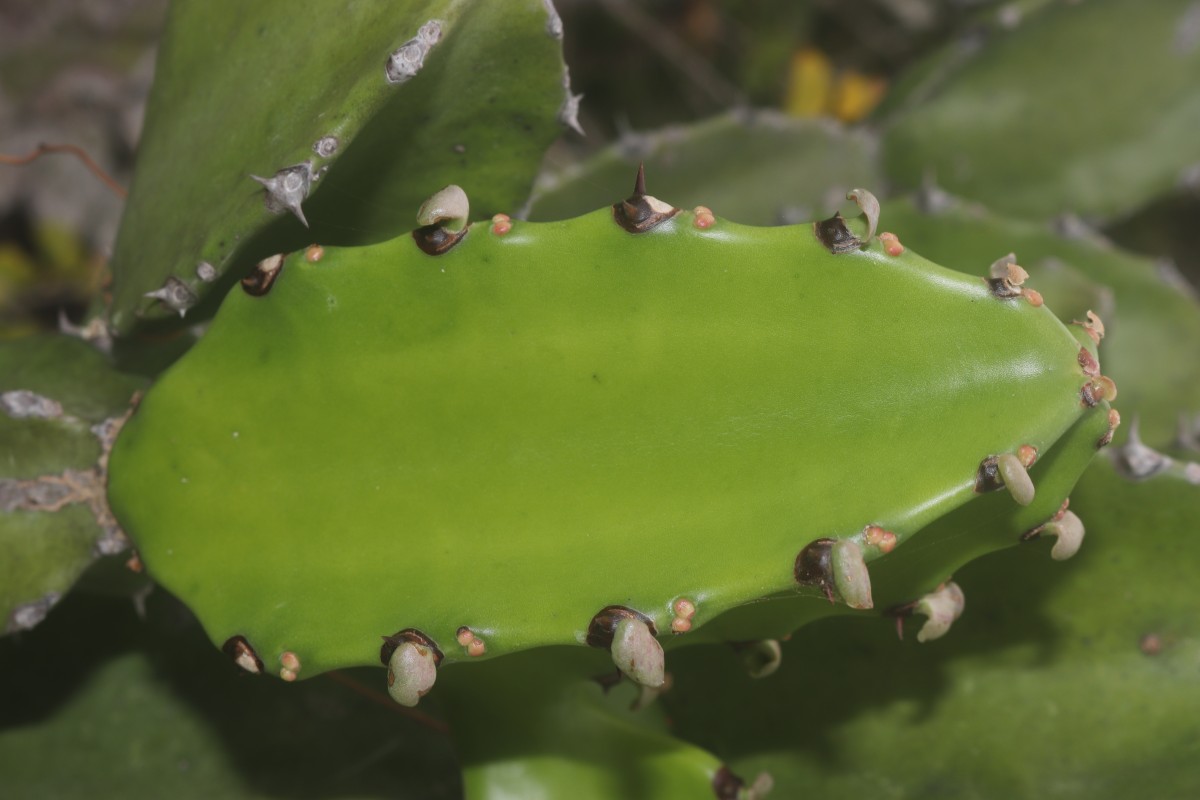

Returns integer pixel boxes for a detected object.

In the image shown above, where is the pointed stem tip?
[612,163,678,234]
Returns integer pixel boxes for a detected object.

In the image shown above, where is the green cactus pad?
[109,0,567,333]
[108,194,1107,686]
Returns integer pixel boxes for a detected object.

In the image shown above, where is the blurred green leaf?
[525,109,878,225]
[881,0,1200,223]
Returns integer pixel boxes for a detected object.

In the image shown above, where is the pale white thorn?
[746,772,775,799]
[611,616,665,688]
[543,0,564,39]
[142,276,197,317]
[846,188,880,244]
[1045,510,1085,561]
[386,640,438,707]
[251,163,312,227]
[988,252,1017,279]
[915,582,965,643]
[996,452,1035,506]
[1,390,63,420]
[740,639,783,679]
[831,539,873,609]
[1114,415,1173,480]
[629,672,673,711]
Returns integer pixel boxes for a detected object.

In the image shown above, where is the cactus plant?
[2,1,1198,798]
[107,173,1115,689]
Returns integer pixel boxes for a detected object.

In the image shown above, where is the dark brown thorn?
[794,537,836,603]
[379,628,443,667]
[412,224,468,256]
[1020,522,1047,542]
[1078,346,1100,377]
[987,277,1024,298]
[813,212,863,254]
[974,455,1003,493]
[222,635,264,674]
[612,163,678,234]
[711,765,745,800]
[885,599,919,641]
[633,161,647,197]
[241,253,285,296]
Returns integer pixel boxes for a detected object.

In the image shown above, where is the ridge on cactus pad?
[106,177,1114,705]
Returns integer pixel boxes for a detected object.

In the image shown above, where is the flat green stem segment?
[441,647,723,800]
[882,195,1200,446]
[109,0,566,333]
[664,458,1200,799]
[882,0,1200,222]
[109,208,1094,675]
[1,336,146,634]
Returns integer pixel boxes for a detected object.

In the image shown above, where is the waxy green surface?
[108,0,566,333]
[109,206,1101,676]
[881,195,1200,447]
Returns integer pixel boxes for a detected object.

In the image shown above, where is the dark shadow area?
[0,587,460,799]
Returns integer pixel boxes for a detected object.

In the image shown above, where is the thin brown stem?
[0,143,127,199]
[324,670,450,735]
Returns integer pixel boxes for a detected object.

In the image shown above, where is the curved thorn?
[831,539,873,609]
[996,452,1036,505]
[914,582,965,643]
[1044,510,1086,561]
[986,253,1028,298]
[416,184,469,231]
[612,616,665,688]
[846,187,880,244]
[736,639,783,679]
[1113,415,1172,480]
[386,640,439,707]
[413,184,470,255]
